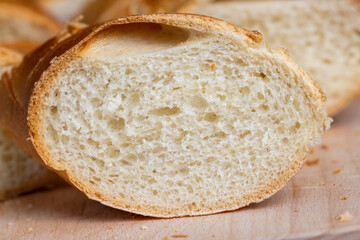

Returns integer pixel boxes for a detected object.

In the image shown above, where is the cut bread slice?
[193,0,360,116]
[0,2,61,44]
[0,14,330,216]
[0,46,59,200]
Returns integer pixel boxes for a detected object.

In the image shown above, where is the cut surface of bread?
[0,4,61,199]
[194,0,360,116]
[0,126,57,200]
[0,46,59,200]
[0,14,330,216]
[0,2,61,44]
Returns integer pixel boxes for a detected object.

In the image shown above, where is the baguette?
[0,46,60,200]
[0,2,61,44]
[0,14,330,216]
[0,2,61,199]
[193,0,360,116]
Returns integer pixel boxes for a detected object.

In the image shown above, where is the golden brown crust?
[0,14,327,217]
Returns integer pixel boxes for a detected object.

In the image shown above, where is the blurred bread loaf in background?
[0,1,62,200]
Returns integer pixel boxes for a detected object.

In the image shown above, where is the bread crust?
[0,3,63,200]
[0,14,328,217]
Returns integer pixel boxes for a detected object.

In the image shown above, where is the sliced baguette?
[0,3,62,199]
[0,14,330,216]
[193,0,360,116]
[0,46,60,200]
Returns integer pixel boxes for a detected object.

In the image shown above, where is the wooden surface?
[1,97,360,240]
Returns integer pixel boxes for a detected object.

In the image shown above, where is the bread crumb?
[212,235,215,238]
[165,225,170,228]
[318,183,326,187]
[28,227,33,232]
[332,160,339,163]
[163,236,169,240]
[341,197,348,200]
[320,145,328,150]
[333,169,342,174]
[210,64,215,71]
[175,229,180,232]
[171,234,188,238]
[140,225,148,230]
[51,229,55,233]
[337,211,353,222]
[108,226,116,230]
[306,158,319,166]
[293,209,299,213]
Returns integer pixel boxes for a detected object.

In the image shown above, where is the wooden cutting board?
[1,97,360,240]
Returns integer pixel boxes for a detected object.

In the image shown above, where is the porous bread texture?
[0,129,54,200]
[33,17,329,217]
[195,0,360,116]
[0,2,61,43]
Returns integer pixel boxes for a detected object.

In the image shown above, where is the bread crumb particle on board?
[294,209,299,213]
[341,197,348,200]
[337,211,354,222]
[165,225,170,228]
[163,236,170,240]
[140,225,148,230]
[51,229,55,233]
[306,158,319,166]
[212,234,215,238]
[171,234,188,238]
[320,144,328,150]
[108,226,116,230]
[333,169,342,174]
[28,227,33,232]
[210,64,215,71]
